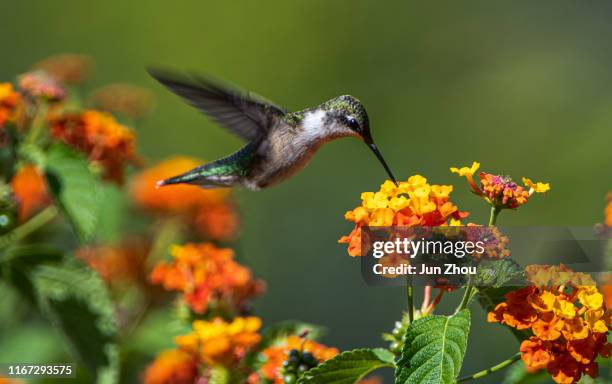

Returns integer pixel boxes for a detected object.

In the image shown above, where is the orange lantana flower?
[131,157,239,241]
[142,349,198,384]
[489,265,611,384]
[253,336,338,384]
[10,165,50,221]
[49,110,138,182]
[150,243,264,315]
[520,337,552,371]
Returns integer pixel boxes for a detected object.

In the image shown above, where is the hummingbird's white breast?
[301,110,328,142]
[301,109,355,143]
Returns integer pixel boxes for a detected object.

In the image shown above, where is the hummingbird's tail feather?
[156,141,258,189]
[156,164,237,189]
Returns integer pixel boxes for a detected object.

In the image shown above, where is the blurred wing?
[148,69,286,142]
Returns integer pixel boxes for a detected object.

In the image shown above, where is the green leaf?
[0,244,63,302]
[395,309,471,384]
[0,243,63,265]
[297,348,395,384]
[260,321,326,349]
[474,258,523,288]
[33,261,118,383]
[44,143,101,243]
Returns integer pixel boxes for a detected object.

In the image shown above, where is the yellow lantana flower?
[175,317,261,366]
[522,178,551,194]
[553,299,576,320]
[562,317,589,340]
[450,162,480,177]
[361,192,389,210]
[531,290,556,312]
[368,208,394,226]
[584,309,608,333]
[577,286,603,311]
[0,83,15,99]
[388,196,410,211]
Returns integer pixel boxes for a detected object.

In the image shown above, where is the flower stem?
[406,275,414,324]
[25,102,48,145]
[488,206,501,226]
[421,285,432,313]
[0,206,58,249]
[424,288,445,315]
[456,276,474,313]
[457,353,521,382]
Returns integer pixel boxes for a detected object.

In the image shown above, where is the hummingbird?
[148,69,397,190]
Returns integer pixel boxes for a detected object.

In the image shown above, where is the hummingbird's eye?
[346,117,360,130]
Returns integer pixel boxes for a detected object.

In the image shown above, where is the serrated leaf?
[0,244,63,302]
[33,261,118,383]
[474,258,523,288]
[44,143,101,243]
[395,309,471,384]
[298,348,395,384]
[260,321,326,349]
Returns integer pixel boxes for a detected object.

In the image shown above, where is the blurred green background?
[1,1,611,383]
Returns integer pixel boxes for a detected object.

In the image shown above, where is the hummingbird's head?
[320,95,398,185]
[321,95,372,141]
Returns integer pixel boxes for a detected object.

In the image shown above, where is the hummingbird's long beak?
[367,142,399,186]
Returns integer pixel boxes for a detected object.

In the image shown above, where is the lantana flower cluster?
[150,243,265,315]
[131,157,239,241]
[249,336,339,384]
[488,264,611,384]
[144,318,344,384]
[451,162,549,209]
[18,70,66,102]
[49,110,138,183]
[144,317,262,384]
[176,317,263,366]
[339,175,468,256]
[1,56,148,227]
